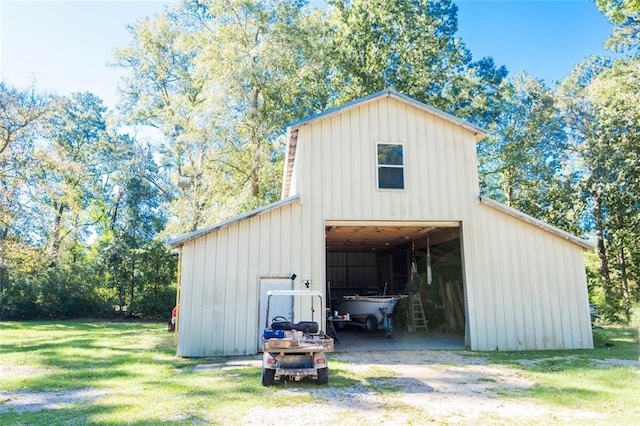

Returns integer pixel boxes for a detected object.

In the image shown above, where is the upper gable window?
[377,143,405,190]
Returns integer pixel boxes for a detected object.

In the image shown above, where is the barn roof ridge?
[287,88,487,139]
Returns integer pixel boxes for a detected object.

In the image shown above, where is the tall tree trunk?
[0,227,7,320]
[618,245,631,322]
[130,252,136,316]
[503,165,515,207]
[593,192,613,311]
[250,86,262,199]
[0,265,4,321]
[49,202,66,260]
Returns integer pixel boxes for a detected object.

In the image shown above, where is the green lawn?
[0,317,638,425]
[480,322,640,418]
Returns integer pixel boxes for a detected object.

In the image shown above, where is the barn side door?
[258,277,293,351]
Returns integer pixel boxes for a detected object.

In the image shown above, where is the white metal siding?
[462,205,593,350]
[295,96,484,350]
[296,96,480,223]
[176,201,305,357]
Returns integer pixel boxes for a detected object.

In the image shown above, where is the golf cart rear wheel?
[365,315,378,332]
[261,368,275,386]
[316,367,329,385]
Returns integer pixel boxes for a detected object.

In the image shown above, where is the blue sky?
[456,0,613,84]
[1,0,614,109]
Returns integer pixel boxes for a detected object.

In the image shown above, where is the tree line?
[1,0,638,322]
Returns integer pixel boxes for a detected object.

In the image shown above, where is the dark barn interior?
[325,224,466,335]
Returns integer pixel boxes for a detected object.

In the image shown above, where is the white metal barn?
[169,89,594,357]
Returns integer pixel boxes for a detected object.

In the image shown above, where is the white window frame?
[376,142,405,190]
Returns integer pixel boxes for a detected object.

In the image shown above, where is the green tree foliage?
[114,8,213,233]
[545,0,640,322]
[327,0,507,126]
[34,93,114,260]
[3,0,639,324]
[115,0,334,234]
[95,135,174,317]
[0,83,52,319]
[558,55,640,322]
[478,73,583,235]
[328,0,465,101]
[114,0,508,237]
[0,83,50,248]
[595,0,640,53]
[586,59,640,321]
[0,83,176,320]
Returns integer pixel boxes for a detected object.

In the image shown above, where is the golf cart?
[261,290,334,386]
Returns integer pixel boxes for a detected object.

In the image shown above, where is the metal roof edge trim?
[286,88,487,141]
[168,194,301,248]
[479,196,595,251]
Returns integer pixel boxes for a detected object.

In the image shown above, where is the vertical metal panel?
[349,108,364,217]
[494,210,514,350]
[211,228,227,353]
[198,234,213,355]
[298,96,481,223]
[225,224,240,352]
[177,202,305,356]
[176,243,193,356]
[465,205,593,350]
[236,221,252,351]
[543,237,563,348]
[480,208,503,350]
[406,103,422,215]
[526,229,543,348]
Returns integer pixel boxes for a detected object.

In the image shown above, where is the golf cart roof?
[266,290,323,297]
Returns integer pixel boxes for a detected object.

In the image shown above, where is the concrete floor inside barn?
[330,327,465,352]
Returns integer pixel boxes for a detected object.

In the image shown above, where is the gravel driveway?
[3,348,629,425]
[243,350,606,425]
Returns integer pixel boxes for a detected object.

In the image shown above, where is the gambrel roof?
[170,89,593,252]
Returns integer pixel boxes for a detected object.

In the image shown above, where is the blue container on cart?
[263,329,285,339]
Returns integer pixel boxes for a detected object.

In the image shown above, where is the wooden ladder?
[409,292,429,333]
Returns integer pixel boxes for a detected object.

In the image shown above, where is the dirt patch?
[590,358,640,368]
[0,365,51,380]
[0,389,109,413]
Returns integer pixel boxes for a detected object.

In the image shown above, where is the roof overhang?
[479,196,595,251]
[168,194,301,248]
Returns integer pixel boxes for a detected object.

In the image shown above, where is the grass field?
[0,314,638,425]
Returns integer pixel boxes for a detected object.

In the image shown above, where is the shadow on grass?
[0,402,128,426]
[2,320,638,423]
[0,322,263,424]
[482,324,639,367]
[475,324,640,412]
[0,321,178,391]
[592,325,640,358]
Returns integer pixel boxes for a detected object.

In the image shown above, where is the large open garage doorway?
[325,221,466,350]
